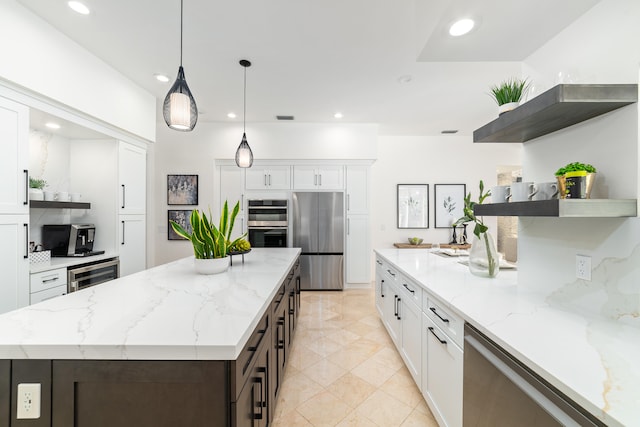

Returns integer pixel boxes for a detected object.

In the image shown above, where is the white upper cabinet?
[118,142,146,214]
[220,166,245,212]
[293,165,344,190]
[245,166,291,190]
[0,97,29,215]
[346,166,369,215]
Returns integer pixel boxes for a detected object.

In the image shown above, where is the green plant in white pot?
[28,177,47,201]
[455,181,499,278]
[489,78,529,116]
[170,200,246,274]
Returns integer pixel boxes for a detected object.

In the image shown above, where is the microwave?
[42,224,102,257]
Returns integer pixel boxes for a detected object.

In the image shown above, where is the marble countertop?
[375,248,640,427]
[0,248,301,361]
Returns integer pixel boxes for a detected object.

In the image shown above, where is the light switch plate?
[576,254,592,281]
[17,383,41,419]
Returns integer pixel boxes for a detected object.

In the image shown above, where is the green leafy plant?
[29,177,47,189]
[455,180,497,276]
[554,162,597,176]
[170,201,246,259]
[489,78,530,106]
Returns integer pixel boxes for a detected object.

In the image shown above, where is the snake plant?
[170,201,246,259]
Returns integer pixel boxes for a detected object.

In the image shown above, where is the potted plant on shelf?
[29,177,47,201]
[170,200,246,274]
[455,180,499,278]
[554,162,597,199]
[489,78,530,116]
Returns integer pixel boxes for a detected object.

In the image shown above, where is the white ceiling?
[18,0,600,137]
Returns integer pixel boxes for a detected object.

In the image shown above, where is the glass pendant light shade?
[235,133,253,168]
[163,66,198,131]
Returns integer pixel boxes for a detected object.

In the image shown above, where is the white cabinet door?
[381,280,400,346]
[0,216,30,314]
[246,167,291,190]
[118,142,146,214]
[293,166,344,190]
[374,261,385,317]
[30,285,67,305]
[423,314,463,427]
[220,166,245,213]
[346,215,371,283]
[346,166,369,215]
[400,298,422,387]
[119,215,146,277]
[292,166,318,189]
[0,97,29,215]
[317,166,344,189]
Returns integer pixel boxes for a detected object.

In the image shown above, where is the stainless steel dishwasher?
[67,257,120,293]
[463,323,605,426]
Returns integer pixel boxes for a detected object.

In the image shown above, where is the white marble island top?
[0,248,301,361]
[375,248,640,427]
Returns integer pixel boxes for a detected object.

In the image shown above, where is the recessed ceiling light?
[68,1,90,15]
[154,74,170,83]
[227,112,237,119]
[334,112,343,119]
[45,122,61,130]
[449,18,475,36]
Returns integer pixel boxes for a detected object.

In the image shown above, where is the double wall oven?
[247,199,288,248]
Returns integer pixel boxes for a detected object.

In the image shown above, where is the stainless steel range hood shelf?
[473,84,638,143]
[474,199,637,217]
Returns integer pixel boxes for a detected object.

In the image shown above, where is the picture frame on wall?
[168,210,193,240]
[434,184,466,228]
[167,174,198,205]
[397,184,429,229]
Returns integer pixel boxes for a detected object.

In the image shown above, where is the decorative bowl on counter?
[408,237,423,245]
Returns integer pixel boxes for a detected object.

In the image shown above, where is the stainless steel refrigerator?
[292,192,344,290]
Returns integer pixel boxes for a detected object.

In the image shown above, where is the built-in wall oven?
[463,323,604,426]
[247,200,288,248]
[67,257,120,293]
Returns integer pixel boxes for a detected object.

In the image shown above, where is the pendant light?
[163,0,198,131]
[235,59,254,168]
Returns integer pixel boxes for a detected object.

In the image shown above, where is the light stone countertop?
[0,248,301,361]
[375,248,640,427]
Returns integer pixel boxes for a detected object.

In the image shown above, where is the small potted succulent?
[489,78,530,115]
[554,162,597,199]
[170,200,247,274]
[29,177,47,201]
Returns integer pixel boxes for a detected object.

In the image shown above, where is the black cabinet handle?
[428,327,447,345]
[121,220,125,245]
[121,184,125,209]
[380,279,385,298]
[387,269,395,277]
[23,223,29,259]
[393,295,398,316]
[376,259,382,265]
[429,306,450,323]
[396,297,401,320]
[24,170,29,205]
[403,283,415,294]
[253,375,264,420]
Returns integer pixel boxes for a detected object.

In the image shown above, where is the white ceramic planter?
[498,101,519,116]
[194,257,230,275]
[29,188,44,201]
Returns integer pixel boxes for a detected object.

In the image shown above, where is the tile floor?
[272,289,439,427]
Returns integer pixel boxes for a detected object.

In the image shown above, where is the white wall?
[150,122,379,265]
[372,135,522,250]
[0,0,156,142]
[516,0,640,322]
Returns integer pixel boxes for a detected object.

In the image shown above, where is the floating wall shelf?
[30,200,91,209]
[474,199,637,218]
[473,84,638,143]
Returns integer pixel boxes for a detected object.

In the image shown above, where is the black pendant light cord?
[180,0,183,66]
[243,65,247,133]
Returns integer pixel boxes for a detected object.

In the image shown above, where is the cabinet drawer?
[30,284,67,304]
[230,310,270,401]
[424,296,464,348]
[382,263,399,285]
[398,275,422,308]
[30,268,67,293]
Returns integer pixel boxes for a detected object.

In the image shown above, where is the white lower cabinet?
[30,266,68,304]
[374,259,385,317]
[422,314,463,427]
[381,278,401,346]
[399,292,422,386]
[30,285,67,304]
[346,215,370,283]
[0,216,29,314]
[119,215,146,277]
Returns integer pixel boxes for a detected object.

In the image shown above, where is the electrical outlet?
[17,383,41,419]
[576,255,592,281]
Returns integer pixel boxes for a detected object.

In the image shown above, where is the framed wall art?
[167,174,198,205]
[397,184,429,229]
[168,210,193,240]
[434,184,466,228]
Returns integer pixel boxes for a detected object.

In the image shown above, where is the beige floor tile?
[288,343,325,371]
[355,389,414,427]
[351,357,400,387]
[400,408,439,427]
[324,328,362,346]
[296,390,353,426]
[370,346,406,371]
[335,410,379,427]
[302,358,348,387]
[379,368,424,409]
[305,335,345,357]
[326,373,377,409]
[326,347,372,371]
[274,371,325,417]
[342,320,379,338]
[272,409,313,426]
